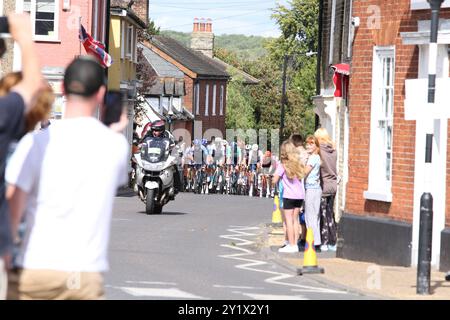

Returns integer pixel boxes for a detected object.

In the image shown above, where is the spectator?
[5,56,129,300]
[304,135,323,252]
[290,134,309,250]
[0,14,43,300]
[314,128,338,252]
[0,72,54,133]
[272,140,305,253]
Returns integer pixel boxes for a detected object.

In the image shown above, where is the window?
[23,0,59,40]
[126,25,133,59]
[173,97,182,112]
[195,83,200,115]
[212,84,217,116]
[121,21,125,59]
[219,85,224,116]
[364,46,395,202]
[205,84,210,116]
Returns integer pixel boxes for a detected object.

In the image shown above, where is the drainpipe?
[315,0,324,130]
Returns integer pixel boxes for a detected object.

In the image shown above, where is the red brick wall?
[132,0,149,24]
[182,77,227,138]
[347,1,450,224]
[191,79,227,138]
[184,75,194,113]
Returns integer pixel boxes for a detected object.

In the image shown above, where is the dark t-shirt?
[0,92,25,256]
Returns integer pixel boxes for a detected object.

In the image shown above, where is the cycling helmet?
[151,119,165,133]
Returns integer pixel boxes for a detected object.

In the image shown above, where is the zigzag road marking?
[218,225,347,295]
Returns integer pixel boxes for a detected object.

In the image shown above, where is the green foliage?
[146,19,161,35]
[160,31,270,61]
[156,0,320,139]
[226,80,256,130]
[160,30,190,46]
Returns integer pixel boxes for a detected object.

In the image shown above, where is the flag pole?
[79,17,82,56]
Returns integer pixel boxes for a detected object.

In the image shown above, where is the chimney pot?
[200,18,206,32]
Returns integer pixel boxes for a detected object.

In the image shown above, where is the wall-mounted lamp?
[63,0,71,11]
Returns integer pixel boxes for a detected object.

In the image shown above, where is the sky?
[149,0,289,37]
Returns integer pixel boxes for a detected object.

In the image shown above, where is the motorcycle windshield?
[141,137,170,163]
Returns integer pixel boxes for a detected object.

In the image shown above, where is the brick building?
[314,0,354,225]
[140,34,230,140]
[327,0,450,271]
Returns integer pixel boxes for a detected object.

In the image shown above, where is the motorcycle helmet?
[141,122,152,138]
[151,119,165,134]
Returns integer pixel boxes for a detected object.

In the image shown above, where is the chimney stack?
[191,17,214,58]
[130,0,149,25]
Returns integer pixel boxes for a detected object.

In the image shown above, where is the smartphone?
[0,17,8,59]
[0,17,9,34]
[103,90,125,126]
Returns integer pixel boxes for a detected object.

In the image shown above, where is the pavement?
[263,224,450,300]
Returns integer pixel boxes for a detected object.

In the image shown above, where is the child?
[272,140,305,253]
[290,134,309,249]
[304,135,322,252]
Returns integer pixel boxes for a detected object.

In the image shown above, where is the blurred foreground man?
[6,56,129,300]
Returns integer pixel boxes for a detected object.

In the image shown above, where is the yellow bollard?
[272,195,283,224]
[297,227,324,275]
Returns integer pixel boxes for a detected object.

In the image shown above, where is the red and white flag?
[79,24,113,68]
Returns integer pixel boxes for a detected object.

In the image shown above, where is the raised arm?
[8,14,43,111]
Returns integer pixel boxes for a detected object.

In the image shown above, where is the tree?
[269,0,319,136]
[146,19,160,35]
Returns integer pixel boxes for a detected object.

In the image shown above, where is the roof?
[110,0,146,28]
[147,36,229,79]
[212,58,260,85]
[138,43,184,79]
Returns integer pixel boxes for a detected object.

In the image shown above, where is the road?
[105,190,374,300]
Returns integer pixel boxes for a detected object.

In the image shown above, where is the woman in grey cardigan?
[314,128,338,252]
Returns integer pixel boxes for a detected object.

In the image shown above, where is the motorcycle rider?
[141,119,181,193]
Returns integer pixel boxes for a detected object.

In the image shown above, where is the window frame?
[195,83,200,115]
[212,84,217,116]
[126,24,133,60]
[219,85,224,116]
[23,0,60,41]
[364,46,396,202]
[205,84,210,116]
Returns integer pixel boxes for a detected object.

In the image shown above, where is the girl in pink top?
[272,140,306,253]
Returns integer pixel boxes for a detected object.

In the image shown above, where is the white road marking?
[219,226,347,295]
[240,292,307,300]
[125,281,177,286]
[213,284,264,290]
[119,287,206,299]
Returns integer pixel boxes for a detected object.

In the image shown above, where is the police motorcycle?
[134,121,180,214]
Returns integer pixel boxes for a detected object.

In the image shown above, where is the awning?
[331,63,350,75]
[331,63,350,98]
